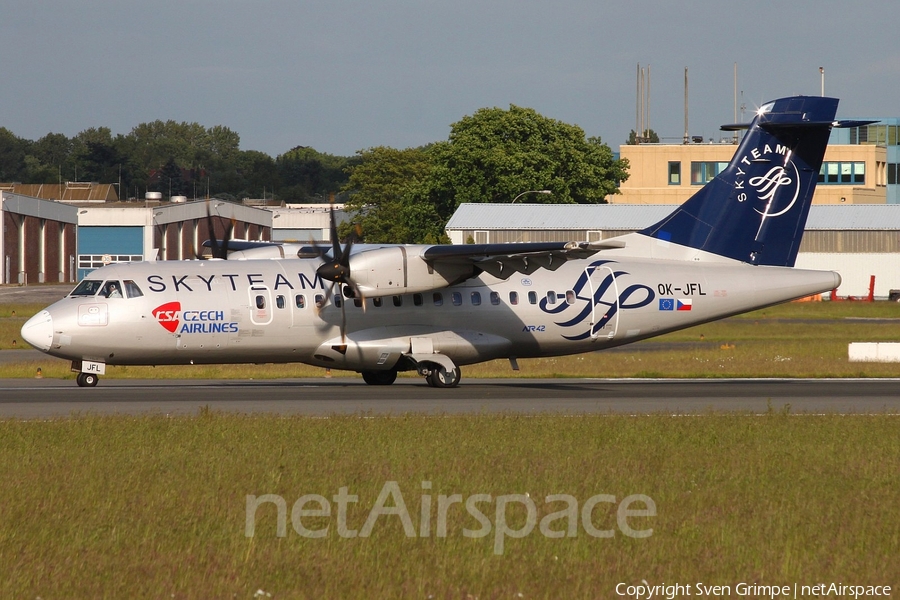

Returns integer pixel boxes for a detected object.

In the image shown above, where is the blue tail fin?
[640,96,844,267]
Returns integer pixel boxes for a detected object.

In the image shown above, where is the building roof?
[446,203,900,231]
[0,183,118,202]
[446,203,676,231]
[804,205,900,230]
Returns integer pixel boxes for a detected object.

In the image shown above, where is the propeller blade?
[329,204,341,260]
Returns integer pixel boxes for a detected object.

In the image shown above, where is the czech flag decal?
[676,299,692,311]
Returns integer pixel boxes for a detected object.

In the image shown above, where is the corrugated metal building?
[446,203,900,297]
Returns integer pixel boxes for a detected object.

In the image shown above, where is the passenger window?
[565,290,575,305]
[546,291,557,305]
[354,298,363,308]
[413,293,423,306]
[471,291,481,306]
[528,291,537,305]
[433,293,443,306]
[509,291,519,305]
[315,294,325,308]
[101,280,123,298]
[276,295,286,309]
[256,295,266,309]
[296,294,306,309]
[490,291,500,305]
[393,295,403,307]
[124,280,143,298]
[373,297,383,308]
[451,292,462,306]
[334,294,342,308]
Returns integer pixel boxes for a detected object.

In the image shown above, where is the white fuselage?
[22,250,840,373]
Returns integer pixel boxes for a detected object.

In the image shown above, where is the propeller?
[311,204,364,343]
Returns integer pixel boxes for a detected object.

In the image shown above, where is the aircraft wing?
[420,239,625,279]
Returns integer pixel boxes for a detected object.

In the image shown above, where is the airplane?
[21,96,867,388]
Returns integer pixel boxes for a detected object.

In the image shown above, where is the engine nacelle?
[350,246,474,297]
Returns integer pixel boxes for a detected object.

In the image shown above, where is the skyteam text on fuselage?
[22,96,861,387]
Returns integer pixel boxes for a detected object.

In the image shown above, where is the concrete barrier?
[848,342,900,362]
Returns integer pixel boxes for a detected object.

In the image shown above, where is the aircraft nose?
[21,310,54,352]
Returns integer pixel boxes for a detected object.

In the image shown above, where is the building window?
[77,254,143,271]
[889,163,898,185]
[690,162,728,185]
[818,162,865,185]
[668,161,681,185]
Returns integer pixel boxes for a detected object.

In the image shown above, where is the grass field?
[4,300,900,379]
[1,412,898,598]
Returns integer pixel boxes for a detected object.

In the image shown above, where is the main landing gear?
[424,364,461,388]
[359,363,462,388]
[76,372,99,387]
[361,370,398,386]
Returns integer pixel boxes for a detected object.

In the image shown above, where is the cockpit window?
[70,280,103,297]
[101,281,124,298]
[124,280,143,298]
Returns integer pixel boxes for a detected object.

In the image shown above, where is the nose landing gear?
[76,372,99,387]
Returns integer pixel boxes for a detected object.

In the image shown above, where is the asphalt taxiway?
[0,378,898,418]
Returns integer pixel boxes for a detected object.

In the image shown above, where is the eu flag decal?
[658,298,674,311]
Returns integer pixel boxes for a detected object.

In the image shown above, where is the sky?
[2,0,899,158]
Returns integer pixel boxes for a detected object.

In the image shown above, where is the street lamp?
[511,189,552,203]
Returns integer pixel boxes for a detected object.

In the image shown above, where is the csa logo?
[152,302,181,333]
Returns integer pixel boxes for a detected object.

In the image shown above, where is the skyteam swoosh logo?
[539,260,655,341]
[750,162,800,219]
[734,143,800,222]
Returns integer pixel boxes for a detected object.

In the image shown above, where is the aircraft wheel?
[76,372,99,387]
[361,370,398,385]
[427,366,461,388]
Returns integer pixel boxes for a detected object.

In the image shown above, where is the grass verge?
[0,412,897,598]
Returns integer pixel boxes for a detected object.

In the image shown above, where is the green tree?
[0,128,29,181]
[342,146,447,244]
[31,133,74,181]
[426,105,628,215]
[276,146,355,202]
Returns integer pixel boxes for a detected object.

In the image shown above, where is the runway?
[1,377,898,418]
